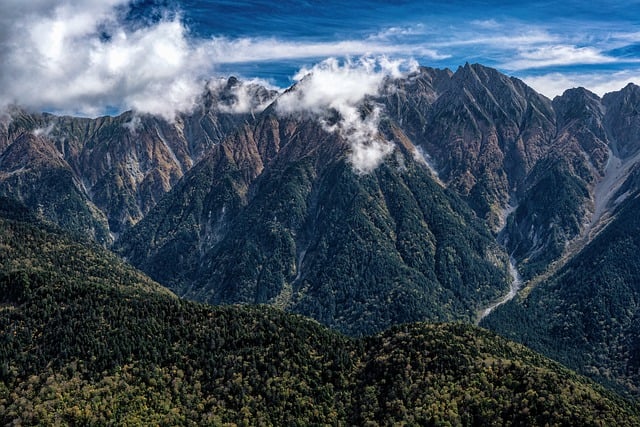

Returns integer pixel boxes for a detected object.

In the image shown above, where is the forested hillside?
[116,113,511,336]
[1,199,638,425]
[482,188,640,398]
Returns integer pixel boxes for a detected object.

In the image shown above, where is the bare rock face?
[603,83,640,159]
[498,88,606,277]
[553,87,609,174]
[0,79,277,242]
[381,63,557,229]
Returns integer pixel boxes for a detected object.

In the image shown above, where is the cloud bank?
[0,1,438,121]
[206,77,278,114]
[0,0,212,120]
[523,70,640,99]
[277,57,417,173]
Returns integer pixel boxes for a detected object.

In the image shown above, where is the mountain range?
[2,62,640,405]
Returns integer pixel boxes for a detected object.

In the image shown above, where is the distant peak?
[557,86,601,101]
[620,82,640,94]
[226,76,240,88]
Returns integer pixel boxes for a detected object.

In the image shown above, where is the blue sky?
[178,0,640,96]
[1,0,639,117]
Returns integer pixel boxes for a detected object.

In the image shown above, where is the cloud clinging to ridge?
[0,1,436,120]
[1,0,639,120]
[277,57,417,173]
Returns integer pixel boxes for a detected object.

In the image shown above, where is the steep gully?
[478,135,640,322]
[478,203,522,322]
[589,140,640,238]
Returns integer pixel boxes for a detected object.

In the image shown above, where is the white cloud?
[435,31,558,49]
[123,115,142,134]
[469,19,502,30]
[1,2,637,122]
[277,57,417,173]
[504,45,618,70]
[523,70,640,98]
[204,37,448,64]
[413,146,442,183]
[206,78,278,114]
[367,25,429,41]
[0,1,444,121]
[32,122,56,138]
[0,1,208,121]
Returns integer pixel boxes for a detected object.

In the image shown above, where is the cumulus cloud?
[277,57,417,173]
[0,1,442,121]
[0,0,208,121]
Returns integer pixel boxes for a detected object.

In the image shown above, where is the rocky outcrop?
[0,79,277,242]
[381,63,557,228]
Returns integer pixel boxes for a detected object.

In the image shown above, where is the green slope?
[1,199,638,425]
[118,114,511,336]
[483,187,640,397]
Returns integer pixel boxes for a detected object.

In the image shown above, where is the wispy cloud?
[0,0,638,117]
[504,45,620,70]
[432,30,558,49]
[523,70,640,99]
[204,37,447,64]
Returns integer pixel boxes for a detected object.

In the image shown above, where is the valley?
[478,255,523,321]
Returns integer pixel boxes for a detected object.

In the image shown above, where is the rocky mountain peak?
[603,83,640,159]
[553,87,603,128]
[551,86,608,174]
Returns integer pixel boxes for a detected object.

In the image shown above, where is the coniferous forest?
[1,198,639,425]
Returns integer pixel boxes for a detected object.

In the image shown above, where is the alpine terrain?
[2,61,640,422]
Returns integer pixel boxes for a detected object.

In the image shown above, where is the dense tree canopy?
[1,201,638,425]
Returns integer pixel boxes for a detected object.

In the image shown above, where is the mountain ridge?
[3,62,640,397]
